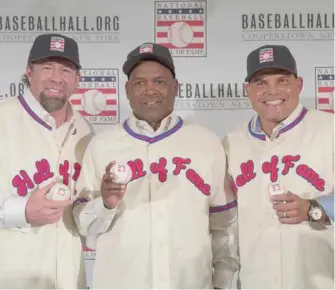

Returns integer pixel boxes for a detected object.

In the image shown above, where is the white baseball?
[268,182,288,204]
[81,89,106,115]
[110,162,133,184]
[167,22,193,48]
[268,182,286,197]
[47,183,71,201]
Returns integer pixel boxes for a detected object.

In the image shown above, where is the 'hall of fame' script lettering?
[233,154,325,192]
[126,157,211,196]
[12,159,81,196]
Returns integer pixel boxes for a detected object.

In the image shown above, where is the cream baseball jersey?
[224,104,334,289]
[73,114,239,289]
[0,91,93,289]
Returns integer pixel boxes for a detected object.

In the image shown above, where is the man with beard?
[223,44,334,288]
[73,42,239,289]
[0,33,93,288]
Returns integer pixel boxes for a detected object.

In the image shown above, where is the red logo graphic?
[50,37,65,52]
[315,67,334,113]
[71,69,120,124]
[139,43,153,53]
[155,1,207,57]
[259,48,274,63]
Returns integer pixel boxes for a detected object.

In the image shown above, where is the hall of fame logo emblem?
[315,67,334,113]
[70,69,120,124]
[154,1,207,57]
[83,246,96,260]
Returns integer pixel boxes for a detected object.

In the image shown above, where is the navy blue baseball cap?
[245,45,297,82]
[28,33,81,69]
[123,42,175,78]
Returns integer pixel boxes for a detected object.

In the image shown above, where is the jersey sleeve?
[208,136,240,289]
[317,195,334,221]
[1,196,29,229]
[72,137,119,244]
[0,127,29,230]
[208,135,237,212]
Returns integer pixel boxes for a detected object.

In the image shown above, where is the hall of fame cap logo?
[139,42,154,53]
[315,67,334,113]
[259,47,274,63]
[154,1,207,57]
[70,69,120,124]
[50,37,65,52]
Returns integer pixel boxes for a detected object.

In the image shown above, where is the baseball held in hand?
[268,182,287,203]
[110,162,132,184]
[268,182,286,196]
[47,183,71,201]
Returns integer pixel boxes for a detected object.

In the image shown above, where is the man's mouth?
[144,100,161,107]
[264,99,284,105]
[46,88,62,94]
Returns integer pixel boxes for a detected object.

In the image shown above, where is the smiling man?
[73,42,239,289]
[0,33,93,288]
[223,45,334,288]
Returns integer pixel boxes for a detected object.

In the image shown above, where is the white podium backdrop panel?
[0,0,333,288]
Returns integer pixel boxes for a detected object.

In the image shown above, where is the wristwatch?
[308,199,324,222]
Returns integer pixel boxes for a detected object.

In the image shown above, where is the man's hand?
[271,192,310,224]
[101,161,127,210]
[25,181,72,227]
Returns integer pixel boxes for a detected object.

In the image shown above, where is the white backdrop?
[0,0,334,288]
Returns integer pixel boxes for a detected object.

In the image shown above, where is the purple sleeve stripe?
[73,197,89,207]
[209,200,237,213]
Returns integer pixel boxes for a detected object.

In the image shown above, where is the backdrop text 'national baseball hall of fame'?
[154,1,207,57]
[70,69,120,125]
[315,67,334,113]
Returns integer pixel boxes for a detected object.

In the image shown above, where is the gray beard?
[39,92,67,113]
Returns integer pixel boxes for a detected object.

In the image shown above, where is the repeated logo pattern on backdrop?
[71,69,120,124]
[155,1,207,57]
[315,67,334,113]
[0,0,334,289]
